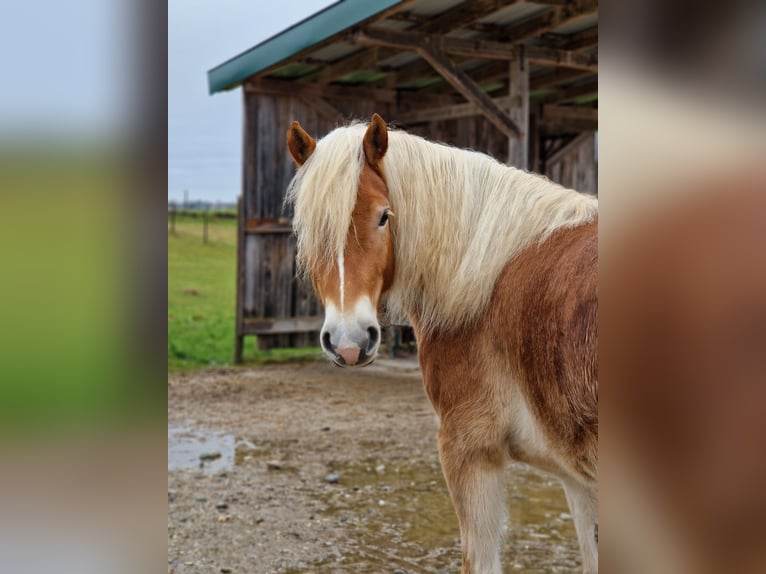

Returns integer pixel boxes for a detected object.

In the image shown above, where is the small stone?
[220,569,232,573]
[216,503,229,510]
[325,473,340,484]
[378,500,386,506]
[375,464,385,473]
[266,461,283,471]
[255,517,264,524]
[199,451,221,462]
[321,426,331,431]
[217,515,231,523]
[394,570,406,574]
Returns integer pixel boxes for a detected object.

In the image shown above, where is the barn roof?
[208,1,597,106]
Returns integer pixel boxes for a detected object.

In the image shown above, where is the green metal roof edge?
[207,0,404,94]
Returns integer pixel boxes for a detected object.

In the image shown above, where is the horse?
[285,114,598,574]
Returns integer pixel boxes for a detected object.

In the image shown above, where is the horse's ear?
[363,113,388,168]
[287,121,316,166]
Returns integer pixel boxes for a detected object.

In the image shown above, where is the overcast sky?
[168,0,336,203]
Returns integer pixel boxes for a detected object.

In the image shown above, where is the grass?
[167,214,321,373]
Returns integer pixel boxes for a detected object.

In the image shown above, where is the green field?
[168,214,321,372]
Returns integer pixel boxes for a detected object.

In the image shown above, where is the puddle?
[168,426,235,473]
[312,459,581,573]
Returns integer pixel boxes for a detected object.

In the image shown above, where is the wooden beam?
[508,50,529,167]
[525,46,597,73]
[246,77,398,103]
[538,78,598,104]
[299,95,345,125]
[531,68,591,90]
[245,76,457,109]
[351,28,514,60]
[543,105,598,122]
[299,47,399,84]
[417,42,521,138]
[545,131,594,166]
[540,104,598,132]
[353,29,596,72]
[543,26,598,51]
[395,95,512,124]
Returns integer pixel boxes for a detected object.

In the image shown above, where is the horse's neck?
[386,143,596,334]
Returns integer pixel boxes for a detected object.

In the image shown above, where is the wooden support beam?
[299,95,345,125]
[299,47,399,84]
[539,78,598,104]
[531,68,591,90]
[246,77,398,103]
[543,26,598,51]
[525,46,597,73]
[417,42,521,138]
[349,28,521,137]
[508,50,529,168]
[545,131,594,166]
[354,29,596,74]
[540,105,598,133]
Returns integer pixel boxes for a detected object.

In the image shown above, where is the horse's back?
[491,220,598,479]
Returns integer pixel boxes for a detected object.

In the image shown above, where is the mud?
[168,357,581,573]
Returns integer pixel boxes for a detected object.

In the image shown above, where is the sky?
[168,0,336,204]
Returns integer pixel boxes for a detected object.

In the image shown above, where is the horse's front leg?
[438,415,507,574]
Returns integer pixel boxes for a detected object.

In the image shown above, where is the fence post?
[203,210,209,244]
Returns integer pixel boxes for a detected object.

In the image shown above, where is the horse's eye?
[378,210,389,227]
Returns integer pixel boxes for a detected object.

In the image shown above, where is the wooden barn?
[207,0,598,362]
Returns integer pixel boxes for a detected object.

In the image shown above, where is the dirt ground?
[168,357,582,573]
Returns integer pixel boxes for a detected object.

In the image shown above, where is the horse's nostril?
[367,327,380,349]
[322,331,332,350]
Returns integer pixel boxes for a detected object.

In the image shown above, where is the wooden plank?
[246,77,398,103]
[242,317,325,335]
[299,94,345,125]
[299,47,398,84]
[352,29,595,72]
[234,195,246,363]
[539,78,598,104]
[395,95,513,124]
[525,45,597,73]
[417,43,521,139]
[508,50,529,168]
[546,131,594,166]
[543,104,598,122]
[543,26,598,51]
[352,28,514,60]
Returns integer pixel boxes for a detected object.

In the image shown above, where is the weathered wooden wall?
[545,131,597,195]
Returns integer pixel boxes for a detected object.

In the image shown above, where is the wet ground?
[168,358,581,573]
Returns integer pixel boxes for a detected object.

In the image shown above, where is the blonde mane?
[285,122,598,333]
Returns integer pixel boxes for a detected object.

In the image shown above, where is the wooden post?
[203,209,209,244]
[234,196,245,364]
[508,48,529,168]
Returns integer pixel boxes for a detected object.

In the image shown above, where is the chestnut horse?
[286,114,598,573]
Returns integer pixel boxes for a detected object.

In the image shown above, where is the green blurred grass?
[167,215,321,372]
